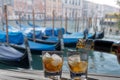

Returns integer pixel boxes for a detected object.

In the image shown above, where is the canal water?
[0,20,120,77]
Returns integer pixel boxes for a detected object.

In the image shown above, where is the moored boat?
[0,39,30,69]
[0,30,60,55]
[28,32,96,48]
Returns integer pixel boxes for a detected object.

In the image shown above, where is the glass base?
[87,77,98,80]
[70,71,87,80]
[44,70,62,79]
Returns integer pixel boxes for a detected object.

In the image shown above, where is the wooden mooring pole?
[65,12,68,33]
[4,5,9,44]
[32,9,36,42]
[52,10,55,36]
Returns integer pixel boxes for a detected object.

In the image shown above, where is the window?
[74,0,77,5]
[72,0,74,5]
[69,0,71,4]
[75,1,77,5]
[79,0,80,5]
[65,0,67,3]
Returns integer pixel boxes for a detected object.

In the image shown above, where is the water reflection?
[63,51,120,76]
[88,51,120,76]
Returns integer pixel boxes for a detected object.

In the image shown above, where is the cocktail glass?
[42,51,63,80]
[67,49,88,80]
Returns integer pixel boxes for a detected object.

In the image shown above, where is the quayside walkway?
[0,69,119,80]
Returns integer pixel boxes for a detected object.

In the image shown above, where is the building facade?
[14,0,44,20]
[83,0,119,19]
[0,0,119,20]
[32,0,45,19]
[83,0,119,31]
[62,0,83,19]
[0,0,14,20]
[45,0,62,18]
[14,0,27,19]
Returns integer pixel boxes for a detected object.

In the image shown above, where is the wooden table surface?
[0,69,120,80]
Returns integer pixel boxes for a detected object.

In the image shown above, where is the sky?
[86,0,119,8]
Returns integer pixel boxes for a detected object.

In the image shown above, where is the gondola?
[17,20,70,39]
[16,22,46,39]
[0,5,29,69]
[0,39,30,69]
[10,40,60,55]
[28,29,105,48]
[0,30,60,55]
[96,30,104,39]
[27,21,40,28]
[0,30,24,44]
[44,27,65,36]
[28,32,96,48]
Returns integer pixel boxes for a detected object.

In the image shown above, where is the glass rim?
[42,51,64,56]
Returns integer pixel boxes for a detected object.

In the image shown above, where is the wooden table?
[0,69,119,80]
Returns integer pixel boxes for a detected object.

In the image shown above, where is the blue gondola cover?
[0,31,24,44]
[46,32,93,44]
[27,30,43,39]
[45,27,65,36]
[28,41,56,51]
[54,28,65,36]
[20,41,56,51]
[45,27,53,36]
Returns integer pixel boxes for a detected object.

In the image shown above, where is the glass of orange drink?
[42,51,63,79]
[67,50,88,80]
